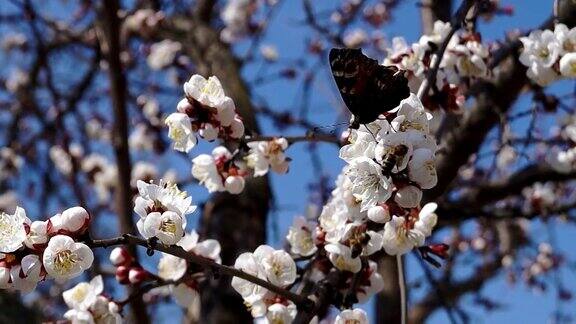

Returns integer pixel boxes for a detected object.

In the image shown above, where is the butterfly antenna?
[363,124,378,142]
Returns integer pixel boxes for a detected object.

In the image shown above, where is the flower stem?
[397,254,407,324]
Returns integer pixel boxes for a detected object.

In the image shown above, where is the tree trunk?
[159,16,273,324]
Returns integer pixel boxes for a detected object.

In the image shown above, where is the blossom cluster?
[0,206,93,292]
[134,180,197,245]
[546,111,576,173]
[166,74,245,153]
[150,230,221,308]
[384,21,489,113]
[284,94,438,288]
[191,138,291,194]
[192,146,248,194]
[231,245,298,322]
[519,23,576,86]
[63,275,122,324]
[147,39,182,70]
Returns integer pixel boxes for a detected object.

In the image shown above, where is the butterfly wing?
[329,48,410,125]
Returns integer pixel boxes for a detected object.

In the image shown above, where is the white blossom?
[165,112,196,153]
[256,245,297,287]
[10,254,43,292]
[346,157,392,212]
[325,243,362,273]
[246,138,290,176]
[221,0,254,42]
[394,185,423,208]
[286,216,317,257]
[192,146,246,194]
[172,283,199,308]
[520,29,560,68]
[184,75,227,108]
[24,220,48,250]
[382,203,438,255]
[147,40,181,70]
[344,28,368,48]
[178,230,222,263]
[555,23,576,54]
[559,52,576,77]
[63,275,103,311]
[191,153,224,193]
[260,45,279,61]
[335,308,368,324]
[0,206,29,253]
[367,205,390,223]
[142,210,185,245]
[408,148,438,189]
[134,180,196,242]
[265,303,296,324]
[231,252,269,302]
[59,206,90,234]
[225,175,245,194]
[43,235,94,281]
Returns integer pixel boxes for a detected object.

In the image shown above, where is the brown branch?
[420,0,453,34]
[99,1,149,323]
[244,133,341,146]
[438,199,576,224]
[409,255,502,323]
[194,0,217,23]
[90,234,313,309]
[417,0,477,100]
[158,14,274,322]
[424,2,576,203]
[453,164,576,208]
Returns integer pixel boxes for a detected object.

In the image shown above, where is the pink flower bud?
[116,266,129,284]
[109,247,132,266]
[229,117,244,138]
[176,98,193,115]
[60,206,90,234]
[129,268,148,284]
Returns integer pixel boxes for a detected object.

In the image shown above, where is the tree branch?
[453,164,576,208]
[91,234,313,309]
[100,1,149,322]
[425,1,576,203]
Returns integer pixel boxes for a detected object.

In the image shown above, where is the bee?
[350,233,371,259]
[380,144,409,175]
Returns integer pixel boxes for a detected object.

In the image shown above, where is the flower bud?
[225,176,245,194]
[60,206,90,233]
[47,214,63,234]
[24,221,49,250]
[367,205,390,223]
[176,98,193,115]
[109,247,132,266]
[229,117,245,138]
[115,266,130,284]
[129,268,148,284]
[394,185,422,208]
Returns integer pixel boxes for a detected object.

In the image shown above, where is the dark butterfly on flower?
[329,48,410,129]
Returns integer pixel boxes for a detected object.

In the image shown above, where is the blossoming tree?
[0,0,576,323]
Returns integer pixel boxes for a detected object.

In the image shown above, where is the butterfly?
[329,48,410,129]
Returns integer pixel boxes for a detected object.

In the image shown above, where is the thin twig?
[244,133,340,146]
[397,254,407,324]
[417,0,477,100]
[90,234,313,310]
